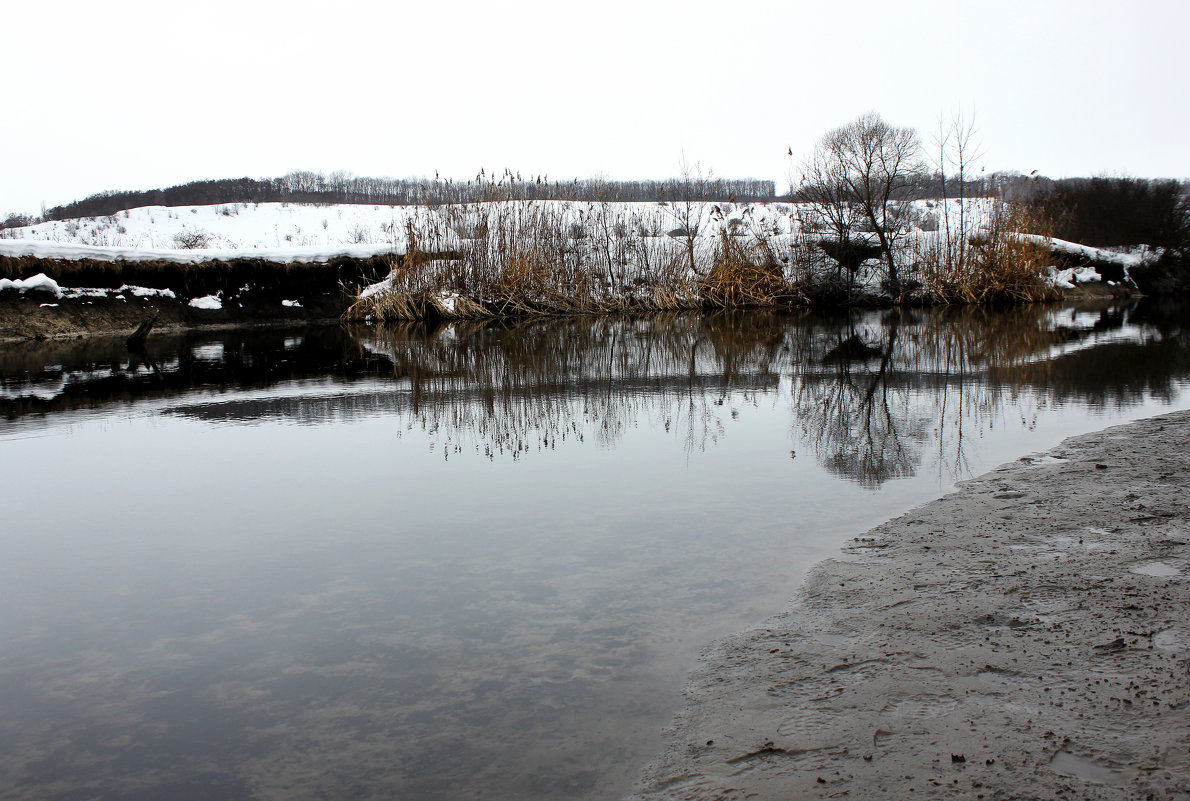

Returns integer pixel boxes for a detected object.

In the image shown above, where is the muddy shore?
[0,252,397,342]
[631,411,1190,800]
[0,292,346,343]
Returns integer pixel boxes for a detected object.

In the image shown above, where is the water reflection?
[0,302,1188,801]
[10,301,1168,487]
[356,314,786,459]
[792,302,1190,486]
[3,303,1189,487]
[0,327,389,422]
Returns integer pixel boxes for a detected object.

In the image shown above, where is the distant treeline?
[789,172,997,203]
[9,172,1187,252]
[30,170,1016,223]
[1016,176,1189,249]
[41,171,1004,222]
[35,172,779,222]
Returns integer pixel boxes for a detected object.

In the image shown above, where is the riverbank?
[631,411,1190,800]
[5,198,1164,334]
[0,273,1136,344]
[0,249,401,342]
[0,290,346,342]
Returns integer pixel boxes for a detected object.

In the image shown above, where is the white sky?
[3,0,1188,215]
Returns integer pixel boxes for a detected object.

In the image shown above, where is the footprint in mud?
[1131,561,1186,578]
[883,695,958,720]
[776,706,837,738]
[1049,751,1134,787]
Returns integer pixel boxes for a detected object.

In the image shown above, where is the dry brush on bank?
[343,182,819,322]
[910,202,1061,304]
[348,114,1068,322]
[343,196,1060,322]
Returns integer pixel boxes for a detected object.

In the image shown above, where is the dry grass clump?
[913,202,1059,304]
[344,173,766,321]
[697,229,789,306]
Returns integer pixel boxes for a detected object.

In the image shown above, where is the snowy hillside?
[0,200,1154,295]
[0,199,973,262]
[2,200,802,252]
[0,202,410,260]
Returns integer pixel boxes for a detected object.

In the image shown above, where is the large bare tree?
[802,112,924,288]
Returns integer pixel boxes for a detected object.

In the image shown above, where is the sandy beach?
[631,411,1190,800]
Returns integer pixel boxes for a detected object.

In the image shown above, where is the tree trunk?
[126,312,158,351]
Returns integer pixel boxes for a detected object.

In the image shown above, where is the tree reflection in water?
[1,302,1185,487]
[358,313,786,460]
[354,300,1189,486]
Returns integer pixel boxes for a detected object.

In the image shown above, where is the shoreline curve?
[630,411,1190,801]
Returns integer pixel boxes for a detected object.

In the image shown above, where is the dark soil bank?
[0,255,395,341]
[0,289,347,342]
[0,254,392,297]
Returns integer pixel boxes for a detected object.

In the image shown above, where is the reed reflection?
[360,313,784,459]
[357,301,1189,484]
[2,302,1186,488]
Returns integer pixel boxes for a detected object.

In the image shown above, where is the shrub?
[914,203,1058,303]
[172,228,214,249]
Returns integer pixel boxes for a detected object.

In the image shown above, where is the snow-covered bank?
[631,412,1190,801]
[2,200,1156,282]
[1017,234,1157,269]
[0,239,398,264]
[0,212,401,340]
[2,200,1164,327]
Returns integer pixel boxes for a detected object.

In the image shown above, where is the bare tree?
[665,159,719,278]
[798,146,860,246]
[803,113,924,289]
[932,110,984,274]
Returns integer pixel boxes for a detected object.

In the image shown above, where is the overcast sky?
[3,0,1187,215]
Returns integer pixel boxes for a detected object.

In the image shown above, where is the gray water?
[1,302,1188,800]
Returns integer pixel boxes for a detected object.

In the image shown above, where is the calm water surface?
[1,302,1188,800]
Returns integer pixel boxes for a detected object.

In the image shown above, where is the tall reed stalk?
[345,174,806,321]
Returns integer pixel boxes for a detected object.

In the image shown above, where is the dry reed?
[912,202,1060,304]
[345,176,1068,322]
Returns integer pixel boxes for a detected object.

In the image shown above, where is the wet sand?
[632,411,1190,800]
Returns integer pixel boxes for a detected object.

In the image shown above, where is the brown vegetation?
[342,179,797,322]
[912,203,1060,303]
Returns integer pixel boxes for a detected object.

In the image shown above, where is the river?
[1,301,1187,800]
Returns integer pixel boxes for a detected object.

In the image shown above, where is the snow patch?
[122,284,177,298]
[359,274,396,300]
[436,292,460,313]
[188,295,223,310]
[1047,266,1102,289]
[0,273,62,297]
[1016,234,1155,268]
